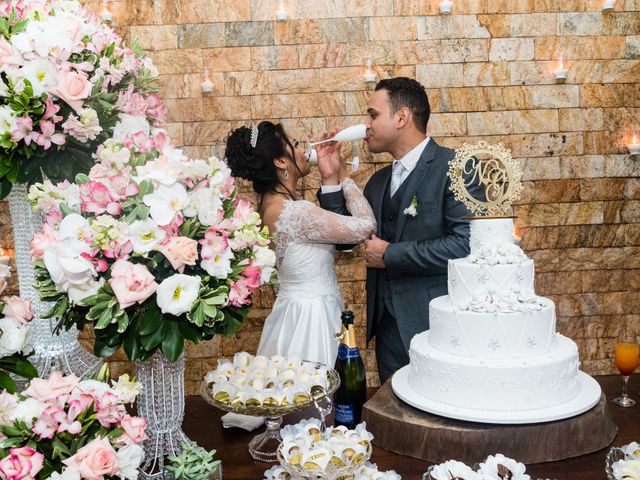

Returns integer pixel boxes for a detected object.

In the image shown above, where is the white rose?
[113,114,150,141]
[156,274,201,316]
[48,466,81,480]
[0,391,18,431]
[116,442,145,480]
[9,398,46,427]
[0,317,32,357]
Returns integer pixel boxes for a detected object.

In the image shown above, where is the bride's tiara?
[249,122,259,148]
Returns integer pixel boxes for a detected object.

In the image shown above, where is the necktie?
[390,160,405,197]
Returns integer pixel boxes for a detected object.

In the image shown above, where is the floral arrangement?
[0,0,166,197]
[0,263,37,393]
[609,442,640,480]
[0,368,147,479]
[28,132,276,361]
[426,454,530,480]
[165,443,221,480]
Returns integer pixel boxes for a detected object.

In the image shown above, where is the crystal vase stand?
[7,183,102,379]
[136,352,192,479]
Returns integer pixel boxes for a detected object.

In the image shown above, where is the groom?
[319,77,474,383]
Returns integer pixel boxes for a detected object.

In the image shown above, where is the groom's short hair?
[375,77,430,133]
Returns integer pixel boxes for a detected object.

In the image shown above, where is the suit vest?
[380,172,412,243]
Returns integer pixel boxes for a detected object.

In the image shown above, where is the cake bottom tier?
[408,332,581,412]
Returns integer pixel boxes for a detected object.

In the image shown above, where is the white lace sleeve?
[276,180,376,245]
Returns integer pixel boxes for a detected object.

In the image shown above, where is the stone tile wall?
[1,0,638,393]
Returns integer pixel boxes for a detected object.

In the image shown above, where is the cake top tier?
[469,218,527,264]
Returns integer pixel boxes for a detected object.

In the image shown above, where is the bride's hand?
[315,127,342,185]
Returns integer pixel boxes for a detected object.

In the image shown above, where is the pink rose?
[24,371,79,404]
[2,296,33,324]
[159,236,198,273]
[109,259,158,309]
[120,415,148,444]
[62,437,119,480]
[0,446,44,480]
[52,70,92,113]
[31,223,59,260]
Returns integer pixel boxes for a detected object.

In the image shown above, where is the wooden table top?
[183,374,639,480]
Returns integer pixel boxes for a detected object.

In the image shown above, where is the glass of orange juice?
[613,328,639,407]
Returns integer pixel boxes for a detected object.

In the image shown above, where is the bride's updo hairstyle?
[225,121,297,196]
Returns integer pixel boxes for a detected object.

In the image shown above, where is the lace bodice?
[273,178,376,264]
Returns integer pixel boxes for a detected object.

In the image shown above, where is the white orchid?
[201,248,234,280]
[253,246,276,283]
[143,183,190,226]
[156,274,201,316]
[129,219,166,254]
[10,58,58,96]
[184,187,224,226]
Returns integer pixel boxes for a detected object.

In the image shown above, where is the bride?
[225,121,376,367]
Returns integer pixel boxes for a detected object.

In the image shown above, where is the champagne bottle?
[334,310,366,429]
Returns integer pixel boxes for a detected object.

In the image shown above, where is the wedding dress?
[257,178,376,367]
[222,178,375,430]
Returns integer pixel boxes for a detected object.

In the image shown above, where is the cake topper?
[447,141,523,217]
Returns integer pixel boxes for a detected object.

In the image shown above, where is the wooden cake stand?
[362,377,618,465]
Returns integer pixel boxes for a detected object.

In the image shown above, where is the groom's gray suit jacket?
[319,139,474,351]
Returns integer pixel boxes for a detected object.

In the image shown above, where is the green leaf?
[178,320,202,344]
[141,319,165,351]
[0,371,16,393]
[52,435,72,458]
[161,320,184,361]
[117,310,130,333]
[123,330,142,361]
[0,177,11,200]
[0,357,37,379]
[138,308,163,335]
[95,305,115,329]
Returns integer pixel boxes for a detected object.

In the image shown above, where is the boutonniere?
[403,195,418,217]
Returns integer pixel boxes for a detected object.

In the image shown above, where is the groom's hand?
[364,235,388,268]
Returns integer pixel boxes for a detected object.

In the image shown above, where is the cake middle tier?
[429,296,556,358]
[448,258,535,306]
[409,332,581,412]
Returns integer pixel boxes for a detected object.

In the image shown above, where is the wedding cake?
[392,143,601,423]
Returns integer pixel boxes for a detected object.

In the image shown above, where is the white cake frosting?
[408,217,583,415]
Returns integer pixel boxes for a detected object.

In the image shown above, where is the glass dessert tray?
[200,366,340,462]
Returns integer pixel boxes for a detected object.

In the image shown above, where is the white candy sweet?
[233,351,253,367]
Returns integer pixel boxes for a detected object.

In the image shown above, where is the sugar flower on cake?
[428,460,480,480]
[0,0,166,198]
[624,443,640,459]
[478,454,530,480]
[0,369,146,480]
[30,133,275,361]
[469,242,527,265]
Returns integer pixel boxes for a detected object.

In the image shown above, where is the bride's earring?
[283,169,289,180]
